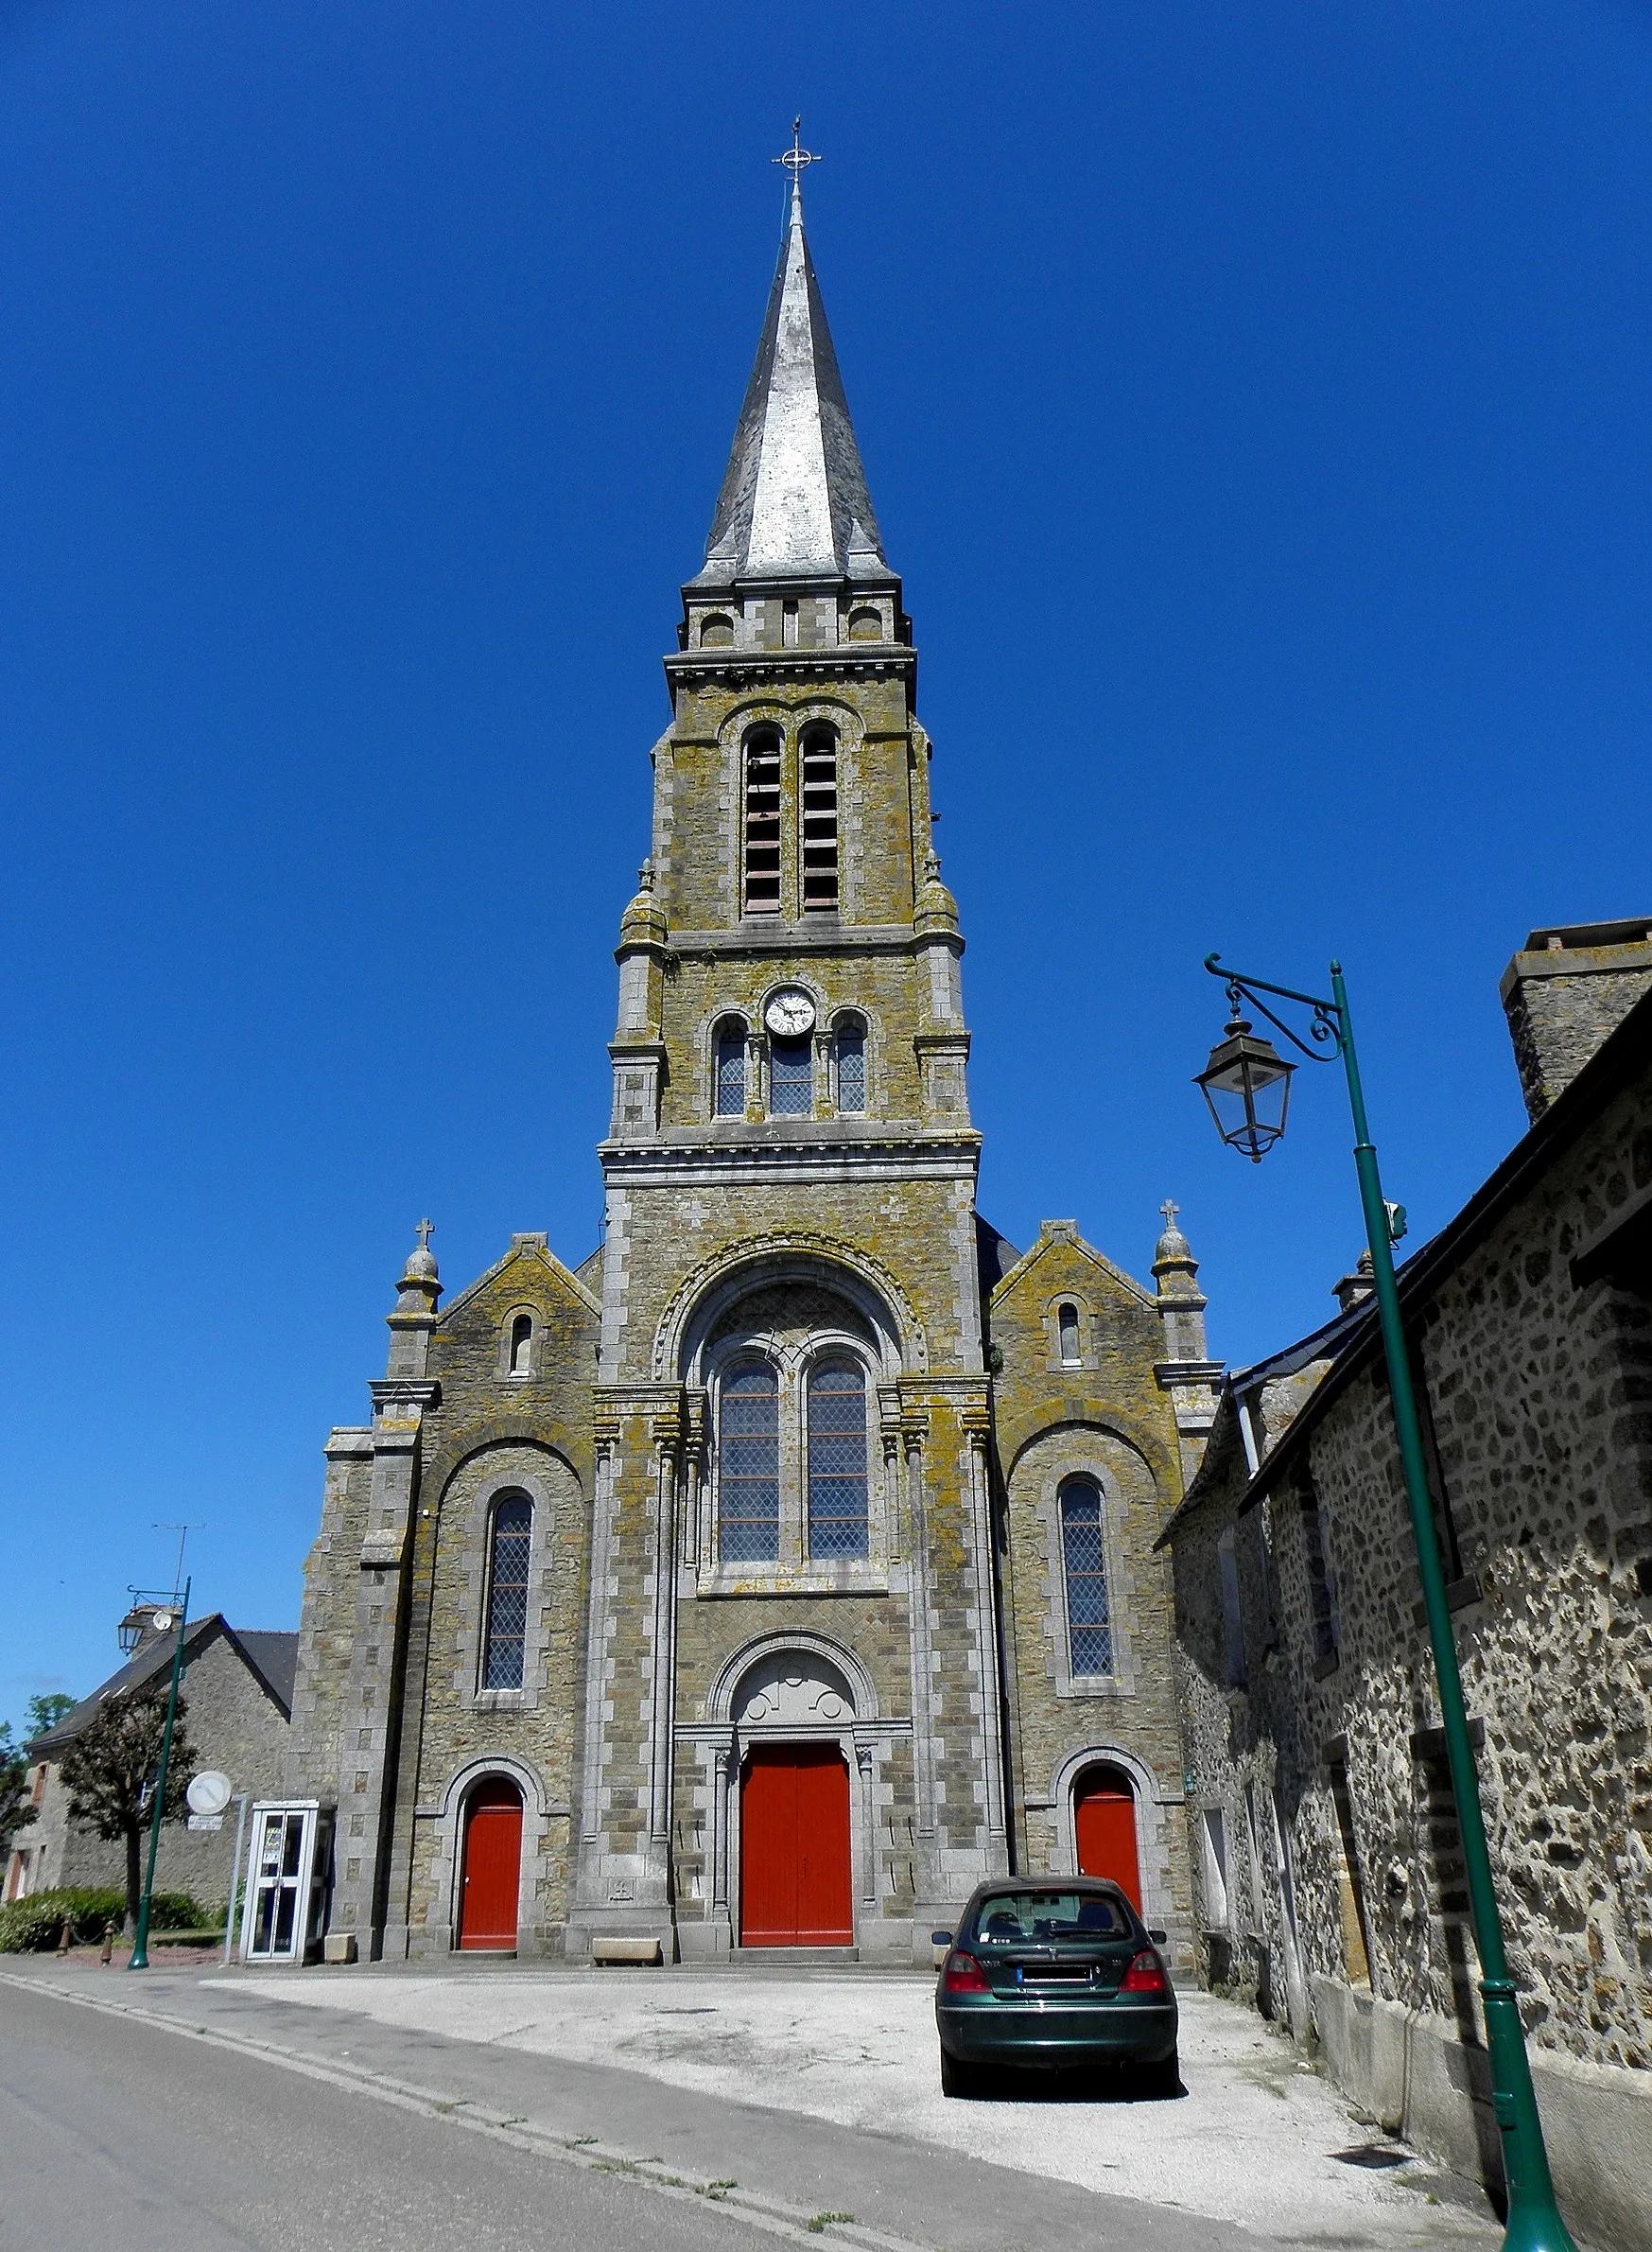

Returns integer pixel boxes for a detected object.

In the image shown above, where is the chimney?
[1499,918,1652,1125]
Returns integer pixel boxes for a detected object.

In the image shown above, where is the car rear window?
[971,1891,1131,1943]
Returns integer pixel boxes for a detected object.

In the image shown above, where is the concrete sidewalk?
[3,1957,1504,2249]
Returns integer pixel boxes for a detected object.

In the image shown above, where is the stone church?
[282,177,1221,1967]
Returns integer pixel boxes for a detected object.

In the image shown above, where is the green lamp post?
[1194,953,1574,2252]
[128,1576,190,1972]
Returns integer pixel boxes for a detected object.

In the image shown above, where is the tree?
[58,1685,196,1930]
[0,1724,37,1860]
[27,1694,75,1738]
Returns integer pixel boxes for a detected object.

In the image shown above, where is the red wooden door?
[1074,1771,1141,1911]
[458,1777,523,1949]
[740,1745,853,1946]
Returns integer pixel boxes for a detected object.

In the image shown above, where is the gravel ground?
[222,1968,1499,2243]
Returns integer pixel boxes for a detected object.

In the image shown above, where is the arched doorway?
[739,1743,853,1946]
[457,1775,523,1950]
[1074,1764,1141,1912]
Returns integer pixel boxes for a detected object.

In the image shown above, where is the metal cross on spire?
[773,115,820,206]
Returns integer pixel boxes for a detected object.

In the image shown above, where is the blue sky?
[4,1,1650,1728]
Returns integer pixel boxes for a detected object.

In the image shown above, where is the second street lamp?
[1196,951,1574,2252]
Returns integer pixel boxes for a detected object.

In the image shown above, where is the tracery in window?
[1057,1301,1081,1365]
[482,1495,532,1690]
[742,729,782,913]
[807,1361,869,1559]
[833,1019,866,1114]
[714,1018,748,1117]
[800,725,839,912]
[719,1363,780,1562]
[769,1035,813,1116]
[1059,1476,1113,1677]
[508,1313,532,1377]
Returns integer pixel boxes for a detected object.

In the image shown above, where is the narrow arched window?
[714,1019,747,1116]
[720,1364,779,1562]
[509,1313,532,1376]
[742,729,782,913]
[834,1019,866,1114]
[482,1495,533,1690]
[1060,1477,1112,1677]
[1057,1301,1080,1365]
[800,725,839,912]
[768,1035,812,1115]
[808,1360,868,1560]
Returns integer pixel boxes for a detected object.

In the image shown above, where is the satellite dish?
[150,1611,176,1633]
[187,1770,233,1817]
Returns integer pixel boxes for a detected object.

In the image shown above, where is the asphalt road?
[0,1977,784,2252]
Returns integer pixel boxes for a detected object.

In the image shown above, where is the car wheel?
[939,2047,984,2098]
[1136,2051,1181,2099]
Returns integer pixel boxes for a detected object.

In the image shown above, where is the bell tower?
[575,158,1004,1961]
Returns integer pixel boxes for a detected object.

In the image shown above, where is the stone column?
[965,1416,1009,1871]
[857,1743,877,1908]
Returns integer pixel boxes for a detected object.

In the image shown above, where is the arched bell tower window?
[713,1017,748,1117]
[807,1360,869,1559]
[833,1018,866,1114]
[508,1313,533,1377]
[719,1363,780,1562]
[799,724,840,912]
[481,1495,533,1690]
[742,728,782,914]
[1057,1302,1081,1365]
[1059,1476,1113,1678]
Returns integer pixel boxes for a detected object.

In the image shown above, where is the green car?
[933,1877,1179,2098]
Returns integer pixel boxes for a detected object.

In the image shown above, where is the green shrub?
[0,1888,126,1951]
[148,1890,211,1931]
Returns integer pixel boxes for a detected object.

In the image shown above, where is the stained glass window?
[769,1036,812,1115]
[808,1361,869,1560]
[482,1495,533,1689]
[714,1021,747,1116]
[1060,1478,1112,1676]
[720,1364,780,1562]
[835,1023,866,1114]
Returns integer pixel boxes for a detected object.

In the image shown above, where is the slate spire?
[690,176,889,587]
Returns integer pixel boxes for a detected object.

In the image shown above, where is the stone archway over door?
[458,1777,523,1949]
[1074,1767,1141,1912]
[740,1747,853,1946]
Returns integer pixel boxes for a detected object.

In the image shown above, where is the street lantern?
[1193,1012,1296,1161]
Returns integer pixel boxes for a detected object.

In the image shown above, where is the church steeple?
[690,173,889,588]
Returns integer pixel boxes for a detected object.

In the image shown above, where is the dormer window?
[743,729,782,913]
[508,1313,533,1377]
[800,725,839,912]
[1058,1302,1081,1365]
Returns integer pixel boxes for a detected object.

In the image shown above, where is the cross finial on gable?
[415,1217,434,1251]
[1159,1198,1179,1229]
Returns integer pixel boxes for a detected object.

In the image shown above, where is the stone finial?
[401,1216,438,1284]
[913,849,960,938]
[1331,1248,1375,1314]
[618,857,669,949]
[1152,1199,1199,1297]
[387,1220,442,1379]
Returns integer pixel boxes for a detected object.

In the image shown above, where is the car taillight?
[1119,1949,1169,1994]
[943,1950,990,1993]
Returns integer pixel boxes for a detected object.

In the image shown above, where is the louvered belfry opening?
[800,726,840,911]
[743,728,782,912]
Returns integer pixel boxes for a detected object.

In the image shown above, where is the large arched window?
[482,1495,533,1689]
[1059,1477,1113,1677]
[807,1360,869,1559]
[833,1018,866,1114]
[742,729,782,913]
[800,725,840,911]
[719,1363,780,1562]
[713,1018,748,1117]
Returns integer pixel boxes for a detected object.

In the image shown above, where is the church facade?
[284,180,1220,1967]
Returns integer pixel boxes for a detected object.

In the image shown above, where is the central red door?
[458,1777,523,1949]
[1074,1768,1141,1911]
[739,1745,853,1946]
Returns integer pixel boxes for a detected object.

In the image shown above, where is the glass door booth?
[238,1802,334,1964]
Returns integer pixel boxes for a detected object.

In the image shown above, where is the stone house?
[9,1612,297,1915]
[282,177,1218,1972]
[1161,924,1652,2252]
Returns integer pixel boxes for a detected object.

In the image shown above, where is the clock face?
[764,987,816,1038]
